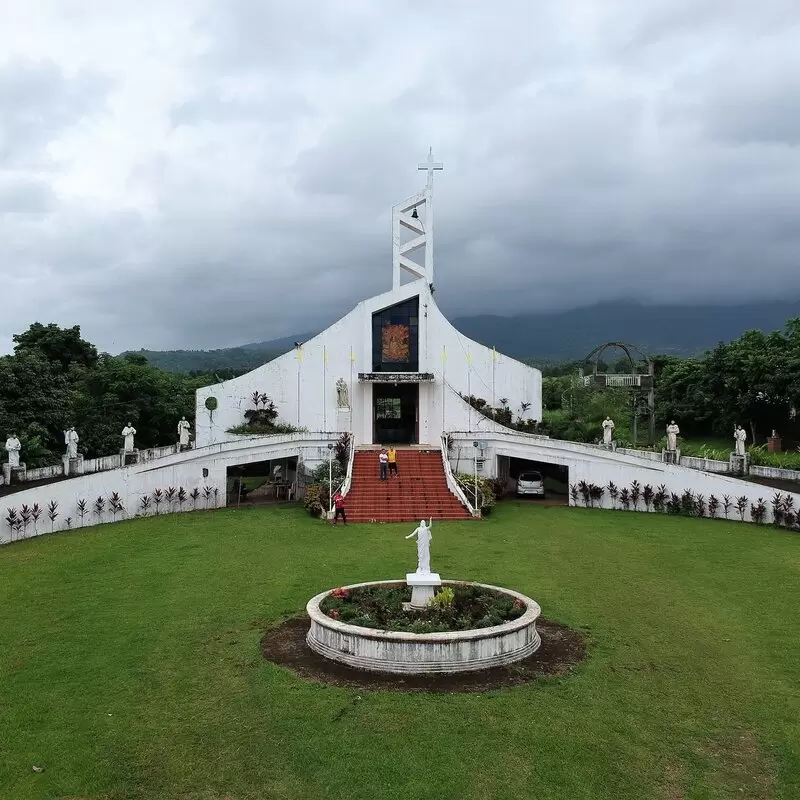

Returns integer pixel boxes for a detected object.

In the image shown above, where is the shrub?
[680,490,696,517]
[429,587,455,609]
[750,498,767,524]
[455,473,496,515]
[695,494,706,518]
[589,484,604,508]
[334,432,351,471]
[578,480,591,507]
[630,481,641,510]
[735,496,748,521]
[771,492,785,526]
[722,495,732,519]
[304,484,325,518]
[667,493,681,515]
[607,481,619,509]
[569,484,579,505]
[653,485,668,513]
[620,487,631,511]
[708,495,719,518]
[642,484,654,512]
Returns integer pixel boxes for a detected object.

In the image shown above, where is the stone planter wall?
[306,580,541,674]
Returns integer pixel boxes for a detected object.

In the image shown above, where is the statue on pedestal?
[336,378,349,409]
[177,416,191,448]
[602,417,615,445]
[121,422,137,452]
[405,519,433,575]
[64,427,79,459]
[734,425,747,456]
[666,421,680,452]
[4,434,21,468]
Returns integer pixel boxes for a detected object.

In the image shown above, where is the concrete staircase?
[344,448,473,523]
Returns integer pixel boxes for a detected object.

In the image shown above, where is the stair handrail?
[441,433,479,517]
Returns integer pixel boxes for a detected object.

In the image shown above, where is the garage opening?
[226,457,298,506]
[498,456,570,505]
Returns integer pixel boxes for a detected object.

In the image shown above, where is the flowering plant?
[331,587,350,599]
[327,609,340,619]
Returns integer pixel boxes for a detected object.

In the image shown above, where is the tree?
[0,351,71,464]
[12,323,98,373]
[70,353,196,457]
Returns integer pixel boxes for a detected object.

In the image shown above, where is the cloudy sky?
[2,0,800,354]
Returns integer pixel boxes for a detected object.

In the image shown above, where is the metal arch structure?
[579,341,656,446]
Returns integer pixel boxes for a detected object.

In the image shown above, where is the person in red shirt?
[332,491,347,526]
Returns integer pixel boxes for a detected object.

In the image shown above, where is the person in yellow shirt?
[387,446,398,477]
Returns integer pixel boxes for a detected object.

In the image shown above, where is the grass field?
[1,503,799,799]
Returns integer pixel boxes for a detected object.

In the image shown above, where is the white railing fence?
[441,433,479,517]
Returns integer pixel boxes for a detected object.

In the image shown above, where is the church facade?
[195,153,542,448]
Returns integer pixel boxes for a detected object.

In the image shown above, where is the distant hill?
[129,301,799,373]
[450,300,800,362]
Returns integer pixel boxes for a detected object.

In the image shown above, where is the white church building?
[195,151,541,449]
[4,151,799,540]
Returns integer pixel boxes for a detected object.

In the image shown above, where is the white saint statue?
[734,425,747,456]
[405,519,433,575]
[177,416,191,448]
[64,427,79,459]
[602,417,615,445]
[121,422,137,452]
[4,434,21,468]
[336,378,349,409]
[666,421,680,452]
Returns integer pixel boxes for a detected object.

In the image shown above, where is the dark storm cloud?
[1,1,800,354]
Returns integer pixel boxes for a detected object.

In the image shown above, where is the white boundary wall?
[1,433,337,546]
[448,430,800,523]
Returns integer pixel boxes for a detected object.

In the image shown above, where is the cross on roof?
[418,147,443,187]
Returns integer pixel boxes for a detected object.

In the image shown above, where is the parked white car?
[516,471,545,498]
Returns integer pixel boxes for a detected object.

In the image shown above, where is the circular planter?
[306,580,541,674]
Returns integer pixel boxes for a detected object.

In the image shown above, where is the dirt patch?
[260,616,587,692]
[697,729,776,799]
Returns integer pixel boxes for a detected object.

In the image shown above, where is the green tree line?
[538,318,800,446]
[0,323,215,467]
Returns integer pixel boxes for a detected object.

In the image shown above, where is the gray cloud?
[2,1,800,355]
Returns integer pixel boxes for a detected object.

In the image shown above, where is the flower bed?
[306,580,541,674]
[320,583,526,634]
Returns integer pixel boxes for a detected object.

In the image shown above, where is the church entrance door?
[373,384,418,445]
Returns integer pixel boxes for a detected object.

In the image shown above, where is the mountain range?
[129,299,800,373]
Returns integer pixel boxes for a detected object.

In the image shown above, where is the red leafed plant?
[327,609,340,619]
[513,598,525,610]
[331,587,350,599]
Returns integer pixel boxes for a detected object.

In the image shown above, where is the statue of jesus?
[602,417,615,445]
[405,519,433,574]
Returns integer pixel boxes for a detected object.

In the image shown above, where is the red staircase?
[343,449,473,523]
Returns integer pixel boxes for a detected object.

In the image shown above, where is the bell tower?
[392,148,443,291]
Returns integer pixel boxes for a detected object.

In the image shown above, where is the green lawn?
[1,504,798,799]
